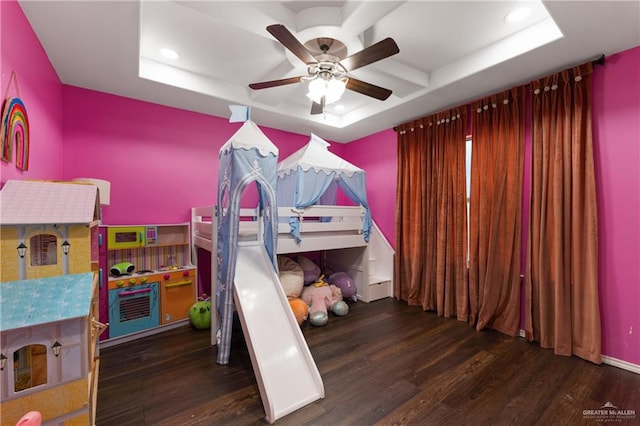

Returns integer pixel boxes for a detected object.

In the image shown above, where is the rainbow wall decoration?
[1,96,30,171]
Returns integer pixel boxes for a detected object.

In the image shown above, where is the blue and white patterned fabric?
[216,120,279,365]
[276,134,371,242]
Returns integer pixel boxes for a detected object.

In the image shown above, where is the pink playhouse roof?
[0,180,99,225]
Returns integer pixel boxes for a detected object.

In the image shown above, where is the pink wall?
[592,46,640,366]
[342,129,397,244]
[0,0,63,184]
[60,86,340,297]
[61,86,315,225]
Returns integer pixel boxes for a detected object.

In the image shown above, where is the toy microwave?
[107,226,158,249]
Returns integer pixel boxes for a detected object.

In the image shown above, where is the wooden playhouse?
[0,180,106,425]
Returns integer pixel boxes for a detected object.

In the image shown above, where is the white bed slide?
[233,243,324,423]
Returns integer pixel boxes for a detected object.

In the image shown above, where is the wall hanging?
[1,71,30,171]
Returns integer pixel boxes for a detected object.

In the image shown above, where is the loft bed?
[191,203,372,349]
[192,129,393,353]
[191,205,370,342]
[191,200,395,320]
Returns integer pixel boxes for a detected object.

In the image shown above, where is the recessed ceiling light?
[160,48,180,60]
[504,7,531,24]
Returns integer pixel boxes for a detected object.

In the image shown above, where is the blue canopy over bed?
[276,134,372,242]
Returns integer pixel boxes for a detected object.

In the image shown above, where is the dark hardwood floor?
[97,298,640,425]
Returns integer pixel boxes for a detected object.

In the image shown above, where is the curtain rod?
[393,54,606,132]
[591,54,605,67]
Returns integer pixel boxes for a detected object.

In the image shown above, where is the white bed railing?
[191,204,367,255]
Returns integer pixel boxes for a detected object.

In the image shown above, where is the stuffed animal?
[300,277,349,326]
[189,300,212,329]
[278,256,304,297]
[288,297,308,325]
[328,271,357,302]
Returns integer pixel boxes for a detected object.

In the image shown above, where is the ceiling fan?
[249,24,400,115]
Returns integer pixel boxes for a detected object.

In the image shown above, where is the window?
[466,137,472,262]
[13,344,47,392]
[29,234,57,266]
[466,136,472,201]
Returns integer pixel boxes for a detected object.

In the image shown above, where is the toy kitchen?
[98,224,197,345]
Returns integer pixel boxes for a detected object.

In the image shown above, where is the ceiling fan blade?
[310,97,325,115]
[340,38,399,72]
[346,78,392,100]
[267,24,317,65]
[249,76,304,90]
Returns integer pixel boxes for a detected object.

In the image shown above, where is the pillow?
[297,255,321,285]
[278,256,304,297]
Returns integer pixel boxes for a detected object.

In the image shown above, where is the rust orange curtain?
[469,88,526,336]
[395,109,468,319]
[525,63,601,364]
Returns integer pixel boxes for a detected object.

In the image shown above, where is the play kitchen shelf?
[107,224,191,250]
[99,223,197,345]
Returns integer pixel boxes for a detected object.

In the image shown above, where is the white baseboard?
[100,319,190,348]
[518,329,639,374]
[601,355,640,374]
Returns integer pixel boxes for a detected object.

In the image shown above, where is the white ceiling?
[18,1,640,143]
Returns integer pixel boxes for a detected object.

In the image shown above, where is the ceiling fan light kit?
[249,24,399,115]
[306,76,347,105]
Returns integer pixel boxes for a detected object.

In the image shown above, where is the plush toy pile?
[278,255,356,327]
